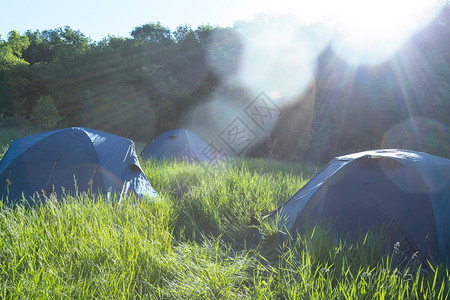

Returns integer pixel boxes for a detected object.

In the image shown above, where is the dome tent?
[141,129,212,161]
[0,127,157,205]
[261,149,450,262]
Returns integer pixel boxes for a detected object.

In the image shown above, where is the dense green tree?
[0,31,30,69]
[131,22,172,44]
[21,27,90,65]
[0,31,30,117]
[23,30,56,64]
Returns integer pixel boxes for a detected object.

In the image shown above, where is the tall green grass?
[0,134,448,298]
[142,158,309,247]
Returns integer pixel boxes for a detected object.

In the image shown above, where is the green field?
[0,131,449,299]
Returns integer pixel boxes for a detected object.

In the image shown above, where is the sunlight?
[225,0,445,105]
[248,0,445,66]
[330,0,445,65]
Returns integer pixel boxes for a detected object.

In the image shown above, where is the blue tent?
[0,127,157,205]
[262,149,450,262]
[141,129,212,161]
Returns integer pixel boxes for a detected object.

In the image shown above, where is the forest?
[0,6,449,163]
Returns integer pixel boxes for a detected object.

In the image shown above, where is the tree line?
[0,8,449,163]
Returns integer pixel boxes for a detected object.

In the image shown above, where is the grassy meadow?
[0,129,449,299]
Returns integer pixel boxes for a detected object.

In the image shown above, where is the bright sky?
[0,0,310,42]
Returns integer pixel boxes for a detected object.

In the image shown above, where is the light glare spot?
[233,26,320,106]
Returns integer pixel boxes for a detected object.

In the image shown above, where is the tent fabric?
[0,127,158,204]
[264,149,450,261]
[141,129,212,161]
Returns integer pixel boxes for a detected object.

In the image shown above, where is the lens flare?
[232,21,327,107]
[381,117,450,157]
